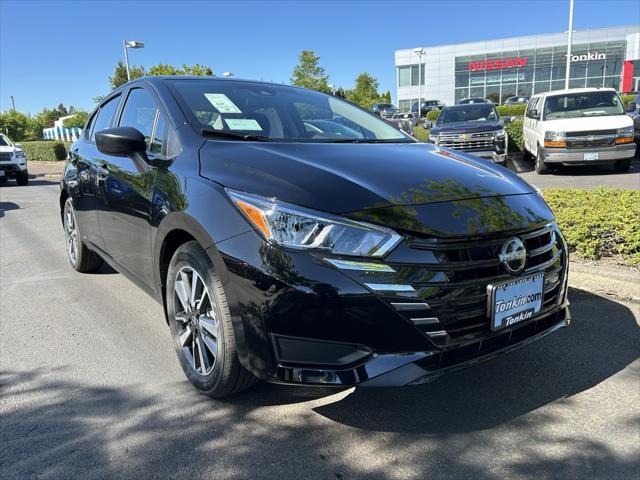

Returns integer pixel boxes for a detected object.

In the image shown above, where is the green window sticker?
[204,93,242,114]
[225,119,263,131]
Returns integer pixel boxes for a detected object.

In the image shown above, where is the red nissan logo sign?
[468,57,528,71]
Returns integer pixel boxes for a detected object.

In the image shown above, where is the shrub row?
[505,120,524,153]
[496,104,526,116]
[545,188,640,268]
[621,94,637,109]
[21,141,71,161]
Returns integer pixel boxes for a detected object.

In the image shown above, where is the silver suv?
[0,134,28,185]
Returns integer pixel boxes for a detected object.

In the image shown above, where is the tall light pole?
[10,96,15,111]
[123,40,145,82]
[414,48,425,117]
[564,0,574,90]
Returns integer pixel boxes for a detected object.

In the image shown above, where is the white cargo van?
[523,88,635,174]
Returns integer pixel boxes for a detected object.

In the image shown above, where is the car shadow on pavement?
[0,178,59,187]
[313,288,639,433]
[0,201,20,218]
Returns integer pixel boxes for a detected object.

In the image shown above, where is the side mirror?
[529,109,539,119]
[422,120,432,129]
[503,116,515,124]
[626,101,637,112]
[95,127,146,157]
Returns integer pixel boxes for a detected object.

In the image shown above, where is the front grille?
[0,152,12,162]
[565,129,616,137]
[386,225,565,346]
[566,138,615,149]
[437,132,494,151]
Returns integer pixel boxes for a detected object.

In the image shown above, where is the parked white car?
[523,88,635,174]
[0,133,29,185]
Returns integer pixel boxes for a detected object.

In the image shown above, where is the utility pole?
[564,0,574,90]
[414,48,425,117]
[10,96,15,110]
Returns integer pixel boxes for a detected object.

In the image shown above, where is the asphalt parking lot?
[509,155,640,189]
[1,181,639,480]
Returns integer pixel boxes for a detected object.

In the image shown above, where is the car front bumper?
[542,143,636,164]
[466,150,507,163]
[211,205,569,386]
[0,162,28,177]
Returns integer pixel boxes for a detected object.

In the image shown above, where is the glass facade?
[398,64,425,87]
[453,41,625,104]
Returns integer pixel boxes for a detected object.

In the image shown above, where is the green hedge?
[413,126,429,142]
[21,141,71,161]
[621,94,637,109]
[505,120,524,153]
[546,188,640,268]
[496,104,526,116]
[426,110,440,121]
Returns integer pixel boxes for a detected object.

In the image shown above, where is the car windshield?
[170,80,411,143]
[0,135,11,147]
[543,91,624,119]
[437,105,498,124]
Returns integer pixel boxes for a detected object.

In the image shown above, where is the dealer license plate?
[583,152,599,161]
[488,273,544,331]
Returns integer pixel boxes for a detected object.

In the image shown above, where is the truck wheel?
[614,159,631,172]
[16,170,29,186]
[535,146,550,175]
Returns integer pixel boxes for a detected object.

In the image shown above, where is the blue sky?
[1,0,638,114]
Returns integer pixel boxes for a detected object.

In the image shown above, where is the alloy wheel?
[173,266,220,376]
[64,201,78,266]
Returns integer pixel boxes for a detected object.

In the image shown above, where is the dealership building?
[395,25,640,110]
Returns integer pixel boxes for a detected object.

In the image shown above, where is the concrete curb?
[568,261,640,303]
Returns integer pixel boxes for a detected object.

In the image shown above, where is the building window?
[398,65,425,87]
[398,99,411,111]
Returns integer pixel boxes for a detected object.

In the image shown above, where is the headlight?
[16,150,25,158]
[544,131,566,148]
[617,126,634,137]
[615,126,634,144]
[495,129,506,139]
[226,189,402,257]
[428,134,439,144]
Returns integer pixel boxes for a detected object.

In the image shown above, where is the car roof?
[121,75,313,92]
[444,103,494,110]
[534,87,617,98]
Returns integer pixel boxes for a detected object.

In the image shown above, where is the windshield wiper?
[322,138,412,144]
[201,128,272,142]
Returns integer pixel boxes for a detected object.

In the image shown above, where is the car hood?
[541,114,633,132]
[0,146,16,153]
[430,121,503,134]
[199,141,534,214]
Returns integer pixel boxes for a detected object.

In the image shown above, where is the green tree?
[346,72,384,109]
[147,63,181,76]
[63,111,89,129]
[290,50,330,93]
[0,110,33,141]
[109,60,145,89]
[181,63,213,76]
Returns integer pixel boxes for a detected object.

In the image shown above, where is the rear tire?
[166,241,257,398]
[614,158,631,172]
[63,197,103,272]
[16,170,29,186]
[535,145,551,175]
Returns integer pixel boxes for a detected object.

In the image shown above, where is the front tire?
[614,158,631,172]
[166,241,257,398]
[16,170,28,186]
[535,145,551,175]
[63,197,103,272]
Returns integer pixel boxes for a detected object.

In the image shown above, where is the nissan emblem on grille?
[499,237,526,274]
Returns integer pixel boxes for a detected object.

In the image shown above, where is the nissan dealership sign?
[468,57,528,71]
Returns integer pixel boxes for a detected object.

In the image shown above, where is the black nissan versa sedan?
[60,76,570,397]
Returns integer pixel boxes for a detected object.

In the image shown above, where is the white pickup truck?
[0,133,29,185]
[523,88,635,174]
